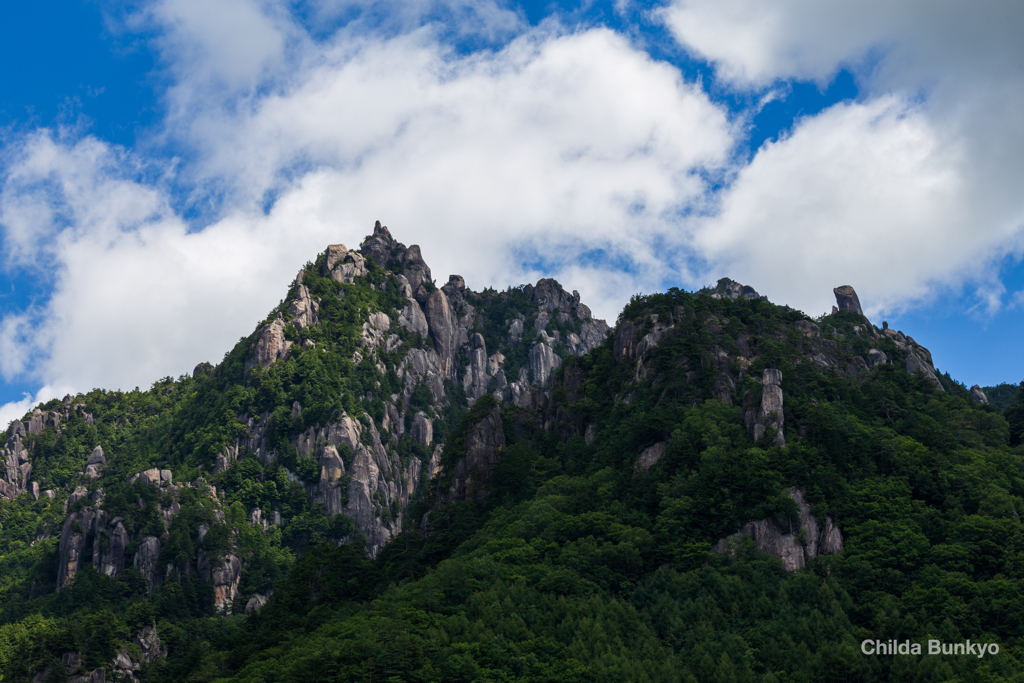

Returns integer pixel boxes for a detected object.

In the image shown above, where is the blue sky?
[2,0,1024,421]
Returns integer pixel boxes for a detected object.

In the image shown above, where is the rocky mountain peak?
[702,277,767,301]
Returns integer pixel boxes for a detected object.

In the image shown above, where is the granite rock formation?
[712,487,843,571]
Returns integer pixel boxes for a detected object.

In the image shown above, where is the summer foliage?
[1,261,1023,682]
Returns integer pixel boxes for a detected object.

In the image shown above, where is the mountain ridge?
[0,221,1022,682]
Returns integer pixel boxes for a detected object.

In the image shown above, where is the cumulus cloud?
[0,9,734,413]
[664,0,1024,317]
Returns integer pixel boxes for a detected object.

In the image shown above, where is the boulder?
[832,285,864,316]
[970,385,989,405]
[245,593,270,614]
[866,348,888,367]
[192,362,214,378]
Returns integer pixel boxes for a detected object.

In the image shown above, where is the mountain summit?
[0,222,1020,682]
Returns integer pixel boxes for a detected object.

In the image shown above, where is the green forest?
[1,230,1023,683]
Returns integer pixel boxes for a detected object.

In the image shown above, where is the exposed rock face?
[425,289,458,378]
[712,488,843,571]
[245,593,270,614]
[94,519,128,577]
[833,285,864,316]
[906,351,944,391]
[112,626,167,682]
[794,320,820,338]
[703,278,766,301]
[288,277,319,330]
[529,334,561,386]
[211,555,243,612]
[323,244,368,284]
[463,333,490,400]
[753,369,785,447]
[193,362,214,378]
[637,442,667,471]
[134,536,162,590]
[410,412,433,445]
[1,419,32,500]
[866,348,888,367]
[84,446,105,480]
[245,317,292,373]
[970,385,989,405]
[439,403,506,504]
[57,507,99,590]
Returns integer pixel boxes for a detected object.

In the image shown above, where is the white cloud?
[664,0,1024,318]
[0,14,734,414]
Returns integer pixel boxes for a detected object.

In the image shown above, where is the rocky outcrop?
[833,285,864,316]
[425,289,458,378]
[712,488,843,571]
[193,361,214,378]
[288,276,319,330]
[134,536,162,590]
[637,442,667,471]
[245,593,270,614]
[1,418,32,500]
[323,244,368,284]
[84,446,105,480]
[906,351,944,391]
[529,333,561,386]
[866,348,888,367]
[463,333,490,400]
[970,385,989,405]
[211,555,242,612]
[438,403,506,505]
[112,626,166,682]
[245,317,292,373]
[57,507,100,590]
[702,278,766,301]
[753,369,785,447]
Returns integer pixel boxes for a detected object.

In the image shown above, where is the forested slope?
[1,224,1023,682]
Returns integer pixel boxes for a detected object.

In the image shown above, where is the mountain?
[1,223,1022,682]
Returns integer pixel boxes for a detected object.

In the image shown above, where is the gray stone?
[193,362,214,378]
[529,337,561,386]
[970,385,989,405]
[637,442,667,471]
[833,285,864,316]
[906,351,944,391]
[794,320,820,338]
[411,412,433,445]
[866,348,888,367]
[134,536,161,590]
[425,289,457,378]
[712,488,843,571]
[245,318,292,372]
[753,369,785,447]
[245,593,269,614]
